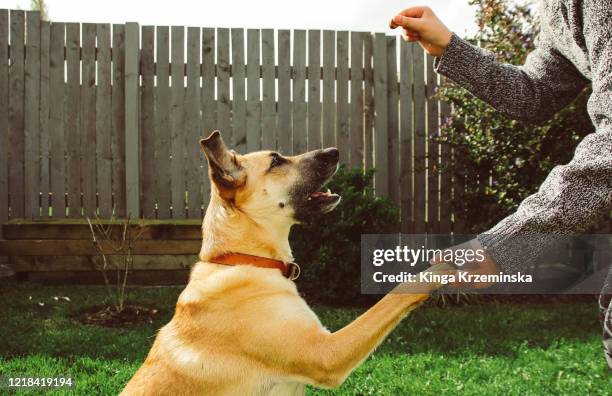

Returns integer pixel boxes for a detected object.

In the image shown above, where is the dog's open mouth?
[290,150,341,219]
[307,188,341,213]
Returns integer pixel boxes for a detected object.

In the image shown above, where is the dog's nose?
[316,148,339,163]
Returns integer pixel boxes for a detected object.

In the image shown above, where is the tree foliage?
[30,0,48,21]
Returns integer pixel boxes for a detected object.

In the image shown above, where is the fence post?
[124,22,140,218]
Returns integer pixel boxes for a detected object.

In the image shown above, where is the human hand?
[389,6,452,57]
[430,240,500,290]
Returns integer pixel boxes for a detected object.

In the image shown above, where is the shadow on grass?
[0,282,602,362]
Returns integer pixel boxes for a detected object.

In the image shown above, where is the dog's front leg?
[249,263,454,389]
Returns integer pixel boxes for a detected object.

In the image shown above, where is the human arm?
[393,3,611,278]
[478,0,612,272]
[390,6,589,123]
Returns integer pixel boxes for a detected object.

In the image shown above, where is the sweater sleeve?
[465,3,612,273]
[435,33,588,124]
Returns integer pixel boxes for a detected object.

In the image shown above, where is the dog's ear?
[200,131,246,200]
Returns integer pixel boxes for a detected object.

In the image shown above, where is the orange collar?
[209,253,300,280]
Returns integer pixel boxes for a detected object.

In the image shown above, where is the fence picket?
[24,11,40,218]
[412,45,426,233]
[155,26,171,218]
[363,33,374,172]
[386,36,399,208]
[246,29,261,152]
[322,30,335,149]
[426,54,439,233]
[39,20,50,218]
[307,30,321,150]
[201,28,216,136]
[200,27,214,208]
[9,10,25,218]
[96,24,112,218]
[292,30,307,154]
[81,24,96,217]
[49,21,65,218]
[277,30,291,154]
[336,31,349,162]
[171,25,186,219]
[261,29,275,150]
[231,28,246,153]
[399,40,413,233]
[111,24,126,217]
[186,27,202,218]
[124,22,140,218]
[349,32,364,168]
[217,28,231,142]
[140,26,156,218]
[65,23,80,218]
[373,33,388,197]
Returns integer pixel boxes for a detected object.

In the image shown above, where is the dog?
[121,131,451,395]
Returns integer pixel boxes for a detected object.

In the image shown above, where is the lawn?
[0,282,610,395]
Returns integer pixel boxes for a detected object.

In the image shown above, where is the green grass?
[0,283,609,395]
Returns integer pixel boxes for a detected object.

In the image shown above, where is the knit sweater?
[434,0,612,273]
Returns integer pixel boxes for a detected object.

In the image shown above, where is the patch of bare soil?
[74,305,161,328]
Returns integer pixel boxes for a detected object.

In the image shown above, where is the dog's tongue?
[310,189,332,198]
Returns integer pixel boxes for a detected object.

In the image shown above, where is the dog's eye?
[270,154,286,169]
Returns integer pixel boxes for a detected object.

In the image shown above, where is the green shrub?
[437,0,594,233]
[291,166,398,305]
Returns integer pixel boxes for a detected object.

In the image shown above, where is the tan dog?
[122,131,450,395]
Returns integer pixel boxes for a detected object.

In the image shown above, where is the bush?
[437,0,594,233]
[291,166,398,305]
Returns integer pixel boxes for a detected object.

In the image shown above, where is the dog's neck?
[199,195,294,264]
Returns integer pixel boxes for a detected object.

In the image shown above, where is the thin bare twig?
[86,212,147,313]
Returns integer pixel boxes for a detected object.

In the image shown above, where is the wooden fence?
[0,9,460,236]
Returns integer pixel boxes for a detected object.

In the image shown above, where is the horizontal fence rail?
[0,9,464,235]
